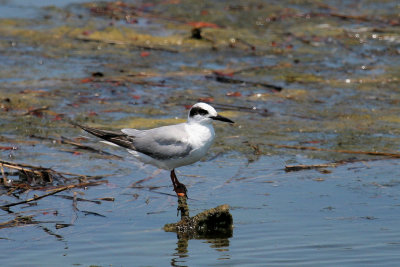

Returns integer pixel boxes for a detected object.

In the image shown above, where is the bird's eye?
[190,107,209,117]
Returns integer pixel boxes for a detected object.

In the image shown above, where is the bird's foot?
[170,169,188,198]
[174,182,187,198]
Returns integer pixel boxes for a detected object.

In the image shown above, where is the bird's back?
[122,123,192,160]
[123,122,215,170]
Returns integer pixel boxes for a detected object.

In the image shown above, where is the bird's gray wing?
[121,124,192,160]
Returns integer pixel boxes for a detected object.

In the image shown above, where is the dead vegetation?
[0,158,109,233]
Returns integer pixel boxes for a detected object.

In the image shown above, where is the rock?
[164,204,233,239]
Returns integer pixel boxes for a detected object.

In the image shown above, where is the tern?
[72,103,234,197]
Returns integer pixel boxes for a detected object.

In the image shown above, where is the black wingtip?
[69,121,93,134]
[69,122,135,150]
[67,119,84,129]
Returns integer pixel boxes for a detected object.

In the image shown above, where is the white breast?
[184,122,215,162]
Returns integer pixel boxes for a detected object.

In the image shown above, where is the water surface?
[0,0,399,266]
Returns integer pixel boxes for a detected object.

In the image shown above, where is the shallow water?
[1,0,399,266]
[1,156,400,266]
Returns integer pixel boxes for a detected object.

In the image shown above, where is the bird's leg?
[170,169,187,198]
[170,169,189,218]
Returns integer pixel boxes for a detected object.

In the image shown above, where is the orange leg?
[170,169,187,198]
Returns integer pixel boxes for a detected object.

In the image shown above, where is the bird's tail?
[71,122,135,150]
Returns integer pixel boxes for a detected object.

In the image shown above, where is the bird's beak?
[211,114,234,123]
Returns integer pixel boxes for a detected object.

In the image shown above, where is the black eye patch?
[189,107,209,117]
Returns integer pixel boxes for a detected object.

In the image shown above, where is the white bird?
[72,103,234,197]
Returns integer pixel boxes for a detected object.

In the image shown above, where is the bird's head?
[187,102,234,125]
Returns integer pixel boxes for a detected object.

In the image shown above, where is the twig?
[130,177,155,187]
[1,186,73,209]
[40,225,64,241]
[230,38,256,51]
[0,216,36,229]
[72,191,79,212]
[1,163,8,186]
[129,169,162,187]
[75,36,179,53]
[81,210,106,217]
[55,223,72,229]
[0,159,105,181]
[267,144,400,158]
[129,186,177,198]
[285,163,339,172]
[0,161,48,178]
[97,197,115,202]
[265,11,399,26]
[210,102,271,117]
[21,106,49,116]
[54,194,101,204]
[232,64,277,75]
[0,181,107,209]
[206,74,283,91]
